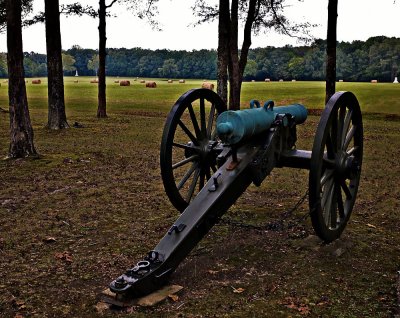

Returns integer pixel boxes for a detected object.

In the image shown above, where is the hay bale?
[251,80,255,82]
[279,79,284,82]
[32,79,41,84]
[90,79,98,83]
[139,80,146,83]
[3,80,8,83]
[74,80,79,83]
[371,79,378,83]
[179,79,185,83]
[339,79,344,82]
[202,82,214,90]
[265,78,271,82]
[120,80,130,86]
[292,79,296,82]
[114,80,120,83]
[145,81,157,88]
[168,80,173,83]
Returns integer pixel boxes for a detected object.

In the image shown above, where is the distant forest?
[0,36,399,82]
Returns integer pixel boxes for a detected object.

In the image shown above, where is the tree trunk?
[45,0,69,129]
[6,0,37,158]
[97,0,107,118]
[325,0,338,104]
[217,0,229,106]
[228,0,241,110]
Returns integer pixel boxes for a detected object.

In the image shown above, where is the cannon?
[109,88,363,297]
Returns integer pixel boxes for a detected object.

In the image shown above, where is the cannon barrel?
[217,100,308,145]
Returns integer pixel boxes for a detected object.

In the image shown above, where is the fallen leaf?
[168,294,179,302]
[55,251,73,263]
[43,237,56,243]
[231,286,245,294]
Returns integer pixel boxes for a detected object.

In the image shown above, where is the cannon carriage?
[109,88,363,297]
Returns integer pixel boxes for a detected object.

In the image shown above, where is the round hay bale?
[179,79,185,83]
[339,79,344,82]
[279,79,284,82]
[168,80,173,83]
[265,78,271,82]
[251,80,255,82]
[32,79,41,84]
[120,80,131,86]
[74,80,79,83]
[145,81,157,88]
[202,82,214,90]
[90,79,98,83]
[291,79,296,82]
[371,79,378,83]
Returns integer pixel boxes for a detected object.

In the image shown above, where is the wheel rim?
[309,91,363,242]
[160,88,227,212]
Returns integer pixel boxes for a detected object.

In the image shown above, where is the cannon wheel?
[309,91,363,242]
[160,88,227,212]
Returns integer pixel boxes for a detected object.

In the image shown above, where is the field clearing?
[0,78,399,317]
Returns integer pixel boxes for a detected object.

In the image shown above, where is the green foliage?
[0,52,7,77]
[87,54,99,76]
[62,53,76,74]
[2,36,399,81]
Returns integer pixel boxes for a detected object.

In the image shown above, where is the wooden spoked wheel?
[160,88,227,212]
[309,91,363,242]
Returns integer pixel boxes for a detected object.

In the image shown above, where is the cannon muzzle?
[217,100,308,145]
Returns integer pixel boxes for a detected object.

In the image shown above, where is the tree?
[45,0,69,129]
[6,0,37,157]
[158,58,179,78]
[87,54,99,76]
[325,0,338,104]
[62,53,76,74]
[195,0,311,109]
[95,0,159,118]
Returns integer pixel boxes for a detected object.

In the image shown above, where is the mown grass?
[0,78,399,317]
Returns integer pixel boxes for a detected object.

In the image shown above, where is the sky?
[1,0,399,53]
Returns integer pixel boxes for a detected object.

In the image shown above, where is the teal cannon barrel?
[217,100,308,145]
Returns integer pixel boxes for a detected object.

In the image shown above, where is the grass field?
[0,78,400,317]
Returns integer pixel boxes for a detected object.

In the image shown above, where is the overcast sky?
[1,0,399,53]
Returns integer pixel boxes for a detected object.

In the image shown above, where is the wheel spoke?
[336,183,345,219]
[205,167,211,180]
[199,169,205,191]
[321,178,335,208]
[323,180,335,226]
[347,145,359,156]
[340,179,352,200]
[187,103,202,139]
[200,98,207,137]
[330,186,338,228]
[343,125,356,151]
[173,142,198,151]
[178,120,199,145]
[326,133,335,159]
[207,103,216,139]
[185,168,201,202]
[331,109,338,152]
[321,169,334,186]
[172,155,198,170]
[341,109,353,148]
[177,163,198,190]
[337,105,346,151]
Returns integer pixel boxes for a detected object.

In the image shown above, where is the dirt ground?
[0,110,399,317]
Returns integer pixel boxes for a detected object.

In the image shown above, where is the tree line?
[2,35,398,83]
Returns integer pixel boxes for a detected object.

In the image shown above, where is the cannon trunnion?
[109,88,363,297]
